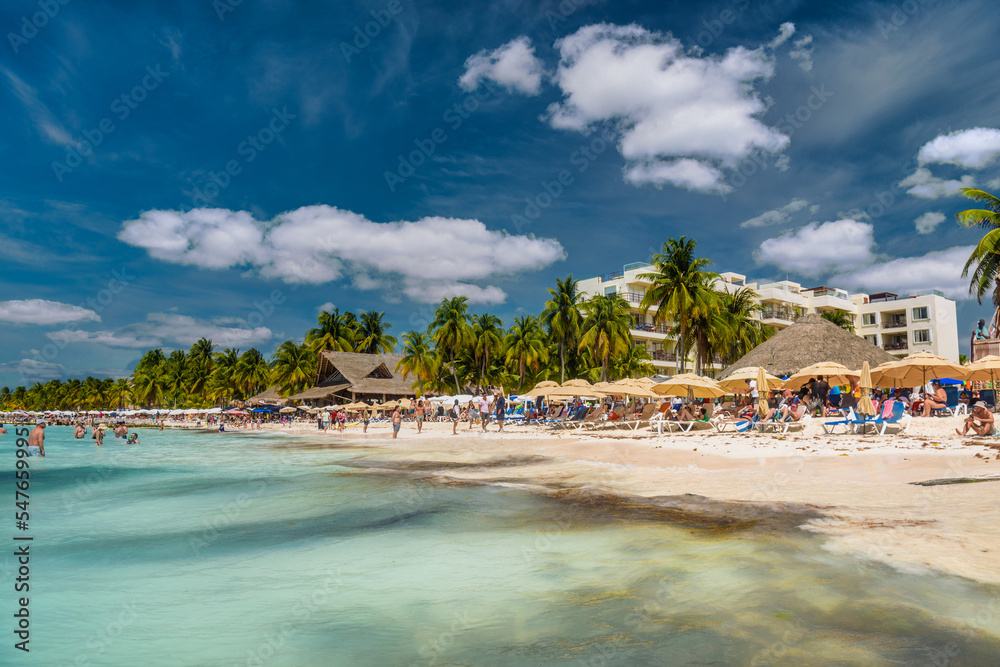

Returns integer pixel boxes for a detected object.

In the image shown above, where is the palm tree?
[188,338,215,399]
[270,341,316,396]
[579,294,634,382]
[396,332,436,397]
[429,296,472,393]
[357,311,397,354]
[307,308,356,353]
[957,188,1000,302]
[610,345,655,380]
[209,348,241,404]
[540,275,583,384]
[716,287,772,366]
[504,316,548,392]
[131,370,164,407]
[162,350,189,407]
[639,237,720,373]
[110,378,131,409]
[472,313,504,390]
[0,386,10,411]
[821,309,855,332]
[235,349,271,398]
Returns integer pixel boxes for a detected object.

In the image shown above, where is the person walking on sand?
[479,393,490,431]
[362,408,370,434]
[468,397,477,430]
[957,401,995,436]
[451,399,460,435]
[27,420,46,457]
[391,405,402,439]
[494,390,507,432]
[415,399,425,434]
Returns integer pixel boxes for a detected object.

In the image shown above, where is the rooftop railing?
[597,271,624,283]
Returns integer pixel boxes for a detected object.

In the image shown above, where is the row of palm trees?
[3,237,776,411]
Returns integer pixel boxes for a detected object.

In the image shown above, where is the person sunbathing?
[780,398,806,422]
[922,381,947,417]
[956,401,995,436]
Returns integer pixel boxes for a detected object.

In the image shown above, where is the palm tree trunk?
[559,340,565,384]
[450,351,461,394]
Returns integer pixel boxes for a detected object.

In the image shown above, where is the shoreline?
[54,416,1000,585]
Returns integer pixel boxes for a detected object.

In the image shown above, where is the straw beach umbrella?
[716,367,782,394]
[652,374,726,399]
[608,379,661,399]
[783,362,860,391]
[869,360,902,388]
[880,351,967,388]
[756,367,770,417]
[522,380,559,398]
[856,361,876,418]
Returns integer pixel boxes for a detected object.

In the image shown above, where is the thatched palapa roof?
[719,313,896,379]
[246,386,286,405]
[285,350,413,403]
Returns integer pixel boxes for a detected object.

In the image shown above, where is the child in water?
[126,433,139,445]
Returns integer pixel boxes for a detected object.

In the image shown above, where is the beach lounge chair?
[663,418,715,434]
[610,403,658,431]
[714,414,757,433]
[980,390,996,410]
[857,402,910,435]
[931,386,967,417]
[758,413,812,434]
[822,408,858,435]
[554,405,590,429]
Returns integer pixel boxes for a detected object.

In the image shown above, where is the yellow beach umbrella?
[784,362,860,390]
[756,367,770,416]
[608,379,661,399]
[652,373,726,399]
[717,367,783,393]
[522,380,559,398]
[856,360,876,418]
[869,360,902,388]
[879,351,967,388]
[964,355,1000,387]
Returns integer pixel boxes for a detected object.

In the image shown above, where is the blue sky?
[2,0,1000,386]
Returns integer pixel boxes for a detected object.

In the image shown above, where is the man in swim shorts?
[392,406,402,440]
[957,401,995,436]
[27,420,46,457]
[415,399,425,434]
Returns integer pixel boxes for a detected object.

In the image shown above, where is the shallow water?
[3,426,1000,666]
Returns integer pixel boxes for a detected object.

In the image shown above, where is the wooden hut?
[285,350,414,406]
[719,313,897,379]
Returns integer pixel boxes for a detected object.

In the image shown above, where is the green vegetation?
[0,237,775,410]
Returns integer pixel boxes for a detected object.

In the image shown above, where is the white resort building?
[578,263,959,376]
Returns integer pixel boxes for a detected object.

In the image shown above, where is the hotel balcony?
[651,350,677,362]
[761,308,795,324]
[597,270,624,283]
[631,323,671,340]
[883,341,908,351]
[882,318,907,330]
[622,291,646,304]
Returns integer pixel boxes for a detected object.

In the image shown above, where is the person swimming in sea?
[126,433,139,445]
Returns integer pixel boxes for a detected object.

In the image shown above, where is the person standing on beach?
[812,375,830,415]
[494,390,506,432]
[451,399,460,435]
[468,397,477,430]
[479,394,490,431]
[27,420,46,456]
[362,408,370,433]
[415,399,425,434]
[391,406,402,439]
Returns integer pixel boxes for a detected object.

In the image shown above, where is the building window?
[912,306,928,320]
[864,334,878,346]
[862,313,876,326]
[914,329,931,343]
[604,285,617,296]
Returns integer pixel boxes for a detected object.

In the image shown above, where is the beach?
[176,414,1000,587]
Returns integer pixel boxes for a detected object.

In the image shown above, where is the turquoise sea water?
[3,426,1000,666]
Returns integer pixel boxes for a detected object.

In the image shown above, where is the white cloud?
[0,65,75,148]
[544,23,789,194]
[47,313,273,349]
[119,206,565,304]
[899,167,974,199]
[403,282,507,305]
[0,358,64,382]
[458,36,544,95]
[789,35,814,72]
[769,22,796,49]
[623,159,729,193]
[918,128,1000,169]
[739,198,809,228]
[832,246,973,300]
[914,211,946,235]
[756,219,875,276]
[989,177,1000,191]
[317,301,336,315]
[0,299,100,325]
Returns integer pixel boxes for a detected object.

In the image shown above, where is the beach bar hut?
[718,314,896,381]
[285,350,416,406]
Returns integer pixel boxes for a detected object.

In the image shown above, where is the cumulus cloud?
[739,198,809,228]
[459,36,544,95]
[118,206,565,304]
[0,299,100,325]
[899,167,975,199]
[544,23,789,193]
[317,301,336,315]
[918,128,1000,169]
[624,159,729,193]
[0,358,64,382]
[831,246,973,300]
[789,35,814,72]
[756,219,875,276]
[403,282,507,305]
[914,211,946,235]
[47,313,273,349]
